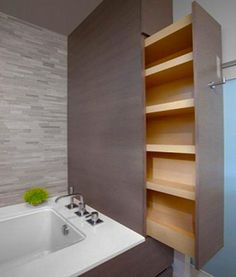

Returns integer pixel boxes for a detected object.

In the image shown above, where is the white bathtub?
[0,198,144,277]
[0,208,85,271]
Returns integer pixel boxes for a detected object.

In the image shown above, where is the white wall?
[173,0,236,64]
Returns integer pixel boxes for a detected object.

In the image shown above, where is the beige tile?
[0,11,68,206]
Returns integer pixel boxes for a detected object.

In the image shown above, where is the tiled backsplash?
[0,12,67,207]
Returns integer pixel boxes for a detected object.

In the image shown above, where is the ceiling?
[0,0,103,36]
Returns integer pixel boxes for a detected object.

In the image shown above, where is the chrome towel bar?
[208,59,236,89]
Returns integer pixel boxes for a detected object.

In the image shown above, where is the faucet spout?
[55,194,70,203]
[54,186,84,204]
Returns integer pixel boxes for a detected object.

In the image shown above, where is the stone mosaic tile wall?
[0,12,68,207]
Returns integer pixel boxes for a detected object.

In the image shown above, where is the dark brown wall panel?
[82,238,173,277]
[142,0,173,36]
[68,0,174,274]
[157,267,173,277]
[68,0,145,234]
[192,2,224,268]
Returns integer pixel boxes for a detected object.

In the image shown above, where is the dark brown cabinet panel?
[68,0,146,235]
[157,267,173,277]
[81,238,173,277]
[192,2,224,268]
[142,0,173,36]
[68,0,172,236]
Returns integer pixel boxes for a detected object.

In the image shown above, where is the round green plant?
[23,187,49,206]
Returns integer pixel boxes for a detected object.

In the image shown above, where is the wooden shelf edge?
[145,52,193,77]
[146,144,195,154]
[146,179,195,200]
[146,218,195,257]
[146,98,194,116]
[145,14,192,48]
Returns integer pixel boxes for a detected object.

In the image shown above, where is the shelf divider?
[146,98,194,116]
[146,144,195,154]
[145,14,192,48]
[147,178,195,200]
[145,52,193,76]
[146,218,195,257]
[145,52,193,87]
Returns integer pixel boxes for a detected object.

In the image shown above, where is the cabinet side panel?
[142,0,173,36]
[68,0,146,234]
[192,2,224,268]
[81,238,173,277]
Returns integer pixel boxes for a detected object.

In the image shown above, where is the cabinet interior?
[146,112,195,145]
[147,152,195,200]
[145,15,193,68]
[146,77,194,106]
[145,14,196,257]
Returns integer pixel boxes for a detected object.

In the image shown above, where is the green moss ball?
[23,187,49,206]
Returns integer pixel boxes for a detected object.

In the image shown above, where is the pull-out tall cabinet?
[145,2,224,268]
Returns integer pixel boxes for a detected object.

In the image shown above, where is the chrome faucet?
[55,186,84,204]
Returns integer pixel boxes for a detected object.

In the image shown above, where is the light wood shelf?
[146,144,195,154]
[145,52,193,87]
[147,218,195,257]
[146,98,194,117]
[146,52,193,76]
[147,191,195,257]
[145,15,192,67]
[145,15,192,48]
[147,178,195,200]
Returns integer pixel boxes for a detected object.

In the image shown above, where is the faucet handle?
[68,186,74,195]
[79,195,84,204]
[91,212,99,225]
[78,202,86,216]
[67,195,77,209]
[86,211,103,226]
[74,201,89,217]
[72,194,84,206]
